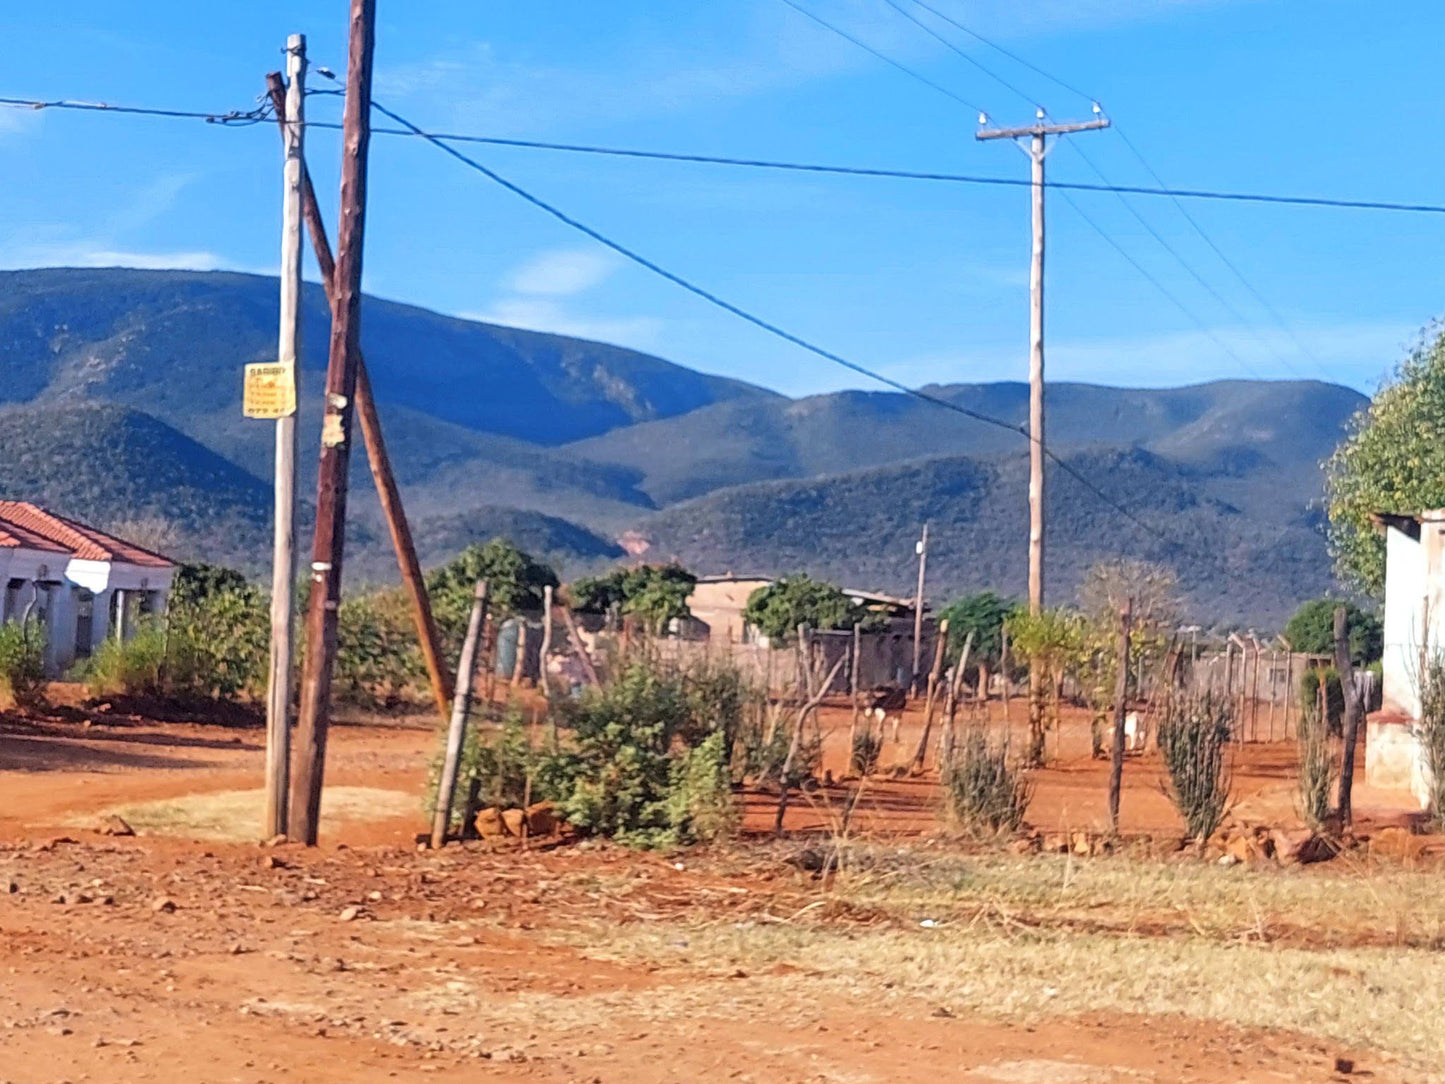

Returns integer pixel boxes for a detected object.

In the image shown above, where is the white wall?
[1382,525,1425,717]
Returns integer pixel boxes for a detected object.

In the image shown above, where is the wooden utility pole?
[430,582,488,849]
[265,72,453,726]
[1334,605,1363,827]
[289,0,377,846]
[978,110,1109,743]
[263,33,306,841]
[1107,599,1134,834]
[911,523,929,694]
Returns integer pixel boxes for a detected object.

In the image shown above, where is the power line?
[775,0,986,114]
[867,3,1338,381]
[0,94,272,125]
[906,0,1099,106]
[5,94,1445,216]
[367,97,1194,558]
[1112,123,1333,377]
[1062,139,1290,380]
[1056,185,1269,381]
[875,0,1038,110]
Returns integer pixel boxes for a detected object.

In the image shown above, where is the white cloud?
[464,247,661,350]
[506,248,617,297]
[470,297,663,350]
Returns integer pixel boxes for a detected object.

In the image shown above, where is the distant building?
[684,574,928,643]
[0,502,176,676]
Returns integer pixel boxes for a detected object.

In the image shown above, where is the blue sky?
[1,0,1441,399]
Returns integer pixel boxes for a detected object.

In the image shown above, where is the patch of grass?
[89,786,416,841]
[567,916,1445,1070]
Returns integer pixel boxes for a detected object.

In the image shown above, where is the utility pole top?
[976,115,1110,141]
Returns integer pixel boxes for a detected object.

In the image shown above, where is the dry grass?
[544,847,1445,1074]
[85,786,416,841]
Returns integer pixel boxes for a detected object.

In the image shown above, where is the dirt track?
[0,694,1429,1082]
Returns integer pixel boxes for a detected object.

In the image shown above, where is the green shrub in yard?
[1299,666,1345,738]
[542,655,747,849]
[1157,692,1233,842]
[664,730,737,845]
[0,621,46,710]
[941,728,1032,837]
[426,707,538,832]
[84,619,168,697]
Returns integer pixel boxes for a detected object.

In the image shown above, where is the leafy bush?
[664,731,737,844]
[84,619,168,697]
[1296,703,1336,831]
[0,621,46,709]
[167,580,268,700]
[544,655,747,848]
[426,708,537,831]
[334,590,425,709]
[941,728,1032,836]
[1157,692,1233,841]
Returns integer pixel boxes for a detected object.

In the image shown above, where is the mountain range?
[0,268,1369,628]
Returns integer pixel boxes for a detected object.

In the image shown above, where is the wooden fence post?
[1107,600,1133,835]
[910,620,951,773]
[429,581,488,849]
[846,622,862,777]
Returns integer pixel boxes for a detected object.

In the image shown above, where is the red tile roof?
[0,502,174,568]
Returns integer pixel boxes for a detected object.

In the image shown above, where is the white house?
[1367,509,1445,806]
[0,502,176,676]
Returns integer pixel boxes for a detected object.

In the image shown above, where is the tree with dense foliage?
[570,563,697,633]
[937,591,1016,671]
[425,539,558,656]
[1283,598,1382,663]
[742,575,877,642]
[1327,324,1445,596]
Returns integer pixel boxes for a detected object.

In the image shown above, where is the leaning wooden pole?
[265,70,453,724]
[430,581,489,849]
[289,0,377,846]
[1334,605,1363,828]
[263,33,306,841]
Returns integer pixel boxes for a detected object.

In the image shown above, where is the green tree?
[742,575,876,641]
[571,563,696,632]
[425,539,558,656]
[1327,323,1445,595]
[1283,598,1383,663]
[937,591,1016,670]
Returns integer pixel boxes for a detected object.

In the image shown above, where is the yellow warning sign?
[243,362,297,419]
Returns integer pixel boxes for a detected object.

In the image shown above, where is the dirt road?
[0,699,1429,1082]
